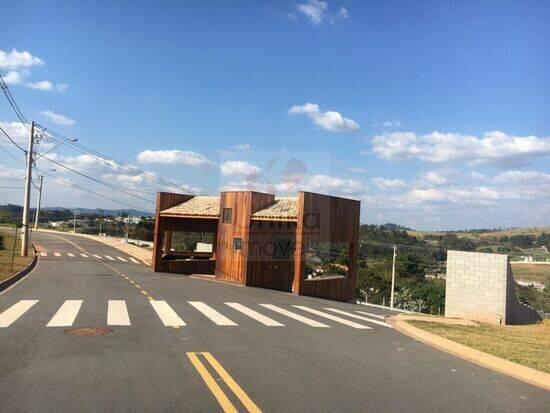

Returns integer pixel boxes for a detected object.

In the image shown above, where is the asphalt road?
[0,231,548,412]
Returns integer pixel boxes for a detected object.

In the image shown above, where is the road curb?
[0,244,38,293]
[387,316,550,391]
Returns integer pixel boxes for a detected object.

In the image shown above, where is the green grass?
[0,227,33,282]
[408,320,550,373]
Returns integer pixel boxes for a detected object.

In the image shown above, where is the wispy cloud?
[0,49,68,92]
[220,161,261,177]
[136,149,213,168]
[371,130,550,167]
[295,1,348,25]
[39,111,76,126]
[289,102,359,132]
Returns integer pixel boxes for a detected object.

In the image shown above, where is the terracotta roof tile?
[160,196,220,218]
[252,197,298,221]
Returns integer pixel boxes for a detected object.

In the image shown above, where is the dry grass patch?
[512,263,550,284]
[408,319,550,373]
[0,227,33,282]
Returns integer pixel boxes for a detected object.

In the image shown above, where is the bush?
[0,234,4,251]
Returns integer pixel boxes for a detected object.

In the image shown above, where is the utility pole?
[21,121,35,256]
[73,212,77,233]
[34,175,44,230]
[390,245,397,309]
[125,213,130,243]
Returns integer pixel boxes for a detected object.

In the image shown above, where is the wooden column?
[163,230,173,254]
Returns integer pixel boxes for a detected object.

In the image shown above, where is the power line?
[37,153,156,205]
[40,128,199,195]
[0,74,30,127]
[0,74,199,196]
[0,123,26,153]
[35,166,153,212]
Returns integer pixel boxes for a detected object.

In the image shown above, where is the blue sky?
[1,0,549,229]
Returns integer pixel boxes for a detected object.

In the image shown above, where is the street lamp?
[34,136,78,160]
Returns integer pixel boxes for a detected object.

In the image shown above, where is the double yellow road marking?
[187,352,261,413]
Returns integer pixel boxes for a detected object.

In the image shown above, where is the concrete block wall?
[445,250,541,325]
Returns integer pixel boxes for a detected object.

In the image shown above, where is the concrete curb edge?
[0,244,38,293]
[387,316,550,391]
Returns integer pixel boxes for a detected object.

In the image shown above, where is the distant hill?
[42,207,153,217]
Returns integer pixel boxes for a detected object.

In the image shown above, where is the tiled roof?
[252,197,298,221]
[160,196,220,218]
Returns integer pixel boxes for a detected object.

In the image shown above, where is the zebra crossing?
[0,299,392,331]
[38,251,141,264]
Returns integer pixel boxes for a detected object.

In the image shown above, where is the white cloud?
[0,49,43,70]
[407,186,502,205]
[1,49,67,92]
[289,102,359,132]
[222,173,366,198]
[26,80,68,92]
[494,170,550,185]
[372,177,406,191]
[0,121,29,147]
[233,143,251,151]
[220,161,261,177]
[383,119,401,129]
[2,70,24,85]
[371,130,550,167]
[338,7,348,19]
[136,149,212,168]
[420,171,447,185]
[297,0,328,25]
[39,111,76,126]
[0,164,24,179]
[348,167,368,173]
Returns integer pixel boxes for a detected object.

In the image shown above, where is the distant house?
[152,191,360,302]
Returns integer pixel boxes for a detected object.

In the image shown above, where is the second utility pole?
[21,121,35,256]
[34,175,43,230]
[390,245,397,309]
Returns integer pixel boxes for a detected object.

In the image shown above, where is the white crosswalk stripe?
[225,302,284,326]
[188,301,237,326]
[150,301,186,327]
[67,253,75,257]
[0,300,39,328]
[324,308,392,328]
[54,252,61,257]
[293,306,371,329]
[47,300,83,327]
[116,256,127,262]
[107,300,131,326]
[79,253,88,258]
[93,254,102,259]
[129,257,140,264]
[105,255,115,261]
[355,310,386,320]
[40,252,47,257]
[260,304,329,328]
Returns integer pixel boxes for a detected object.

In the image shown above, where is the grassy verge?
[408,320,550,373]
[0,227,33,283]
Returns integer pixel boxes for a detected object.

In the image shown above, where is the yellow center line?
[187,353,238,413]
[141,290,148,295]
[202,352,262,413]
[135,284,141,288]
